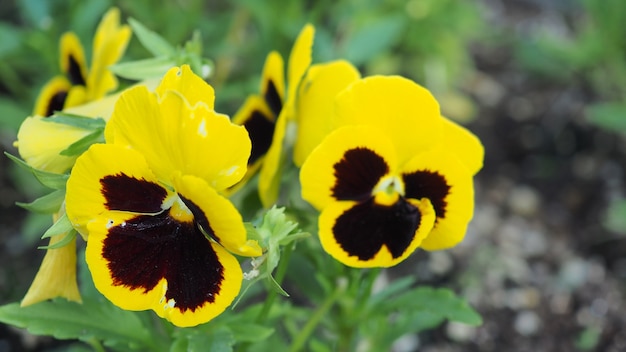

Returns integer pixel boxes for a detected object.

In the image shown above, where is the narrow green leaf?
[45,113,106,130]
[41,213,73,239]
[128,18,176,57]
[38,230,76,249]
[59,128,104,156]
[0,299,155,351]
[5,152,69,190]
[367,276,416,309]
[109,56,176,80]
[16,189,64,214]
[586,103,626,134]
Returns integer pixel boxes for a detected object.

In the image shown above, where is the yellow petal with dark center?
[293,60,360,167]
[300,125,398,210]
[60,32,87,87]
[334,76,444,166]
[257,108,288,207]
[66,143,171,237]
[33,76,71,117]
[401,149,474,250]
[318,197,435,268]
[260,52,285,116]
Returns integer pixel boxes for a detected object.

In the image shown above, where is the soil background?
[1,0,626,351]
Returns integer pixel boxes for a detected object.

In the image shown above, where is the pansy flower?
[231,24,314,206]
[66,66,261,327]
[34,7,130,117]
[300,76,482,267]
[17,7,131,174]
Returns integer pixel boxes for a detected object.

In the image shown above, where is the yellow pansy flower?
[66,66,261,327]
[300,76,482,267]
[231,24,314,206]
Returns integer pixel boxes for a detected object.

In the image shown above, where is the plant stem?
[289,281,345,352]
[256,243,294,323]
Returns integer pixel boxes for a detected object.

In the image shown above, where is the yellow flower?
[66,66,261,327]
[300,76,482,267]
[33,7,131,117]
[21,211,81,307]
[231,24,314,206]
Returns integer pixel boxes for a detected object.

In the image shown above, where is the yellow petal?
[106,82,251,190]
[318,197,435,268]
[173,174,261,257]
[17,116,92,173]
[260,51,285,115]
[155,65,215,110]
[59,32,87,87]
[401,149,474,250]
[293,60,360,167]
[334,76,444,166]
[66,143,171,237]
[441,116,484,176]
[21,233,81,307]
[286,24,315,102]
[257,109,288,208]
[33,76,71,117]
[300,125,398,210]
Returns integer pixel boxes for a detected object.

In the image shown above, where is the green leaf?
[16,189,64,214]
[128,18,176,57]
[343,15,408,65]
[59,128,104,156]
[46,113,106,130]
[38,229,77,250]
[109,56,176,80]
[172,328,234,352]
[41,213,73,239]
[229,323,274,343]
[586,103,626,134]
[5,152,69,190]
[0,299,156,351]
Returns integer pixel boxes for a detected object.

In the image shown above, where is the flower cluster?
[11,7,483,329]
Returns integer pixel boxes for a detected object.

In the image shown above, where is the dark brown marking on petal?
[45,91,68,117]
[331,148,389,202]
[403,170,451,218]
[264,80,283,116]
[179,195,220,243]
[101,173,167,213]
[332,197,420,260]
[103,210,225,312]
[67,54,86,86]
[243,110,275,165]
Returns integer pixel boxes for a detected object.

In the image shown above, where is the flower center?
[168,196,194,223]
[372,175,405,206]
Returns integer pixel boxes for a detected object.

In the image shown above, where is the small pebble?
[514,311,541,336]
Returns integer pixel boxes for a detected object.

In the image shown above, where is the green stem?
[256,243,294,323]
[289,282,344,352]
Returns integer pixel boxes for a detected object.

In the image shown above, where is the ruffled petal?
[300,125,398,210]
[318,197,435,268]
[105,78,250,190]
[155,65,215,110]
[293,60,360,167]
[401,149,474,250]
[334,76,444,166]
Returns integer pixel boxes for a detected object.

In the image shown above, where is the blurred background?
[1,0,625,351]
